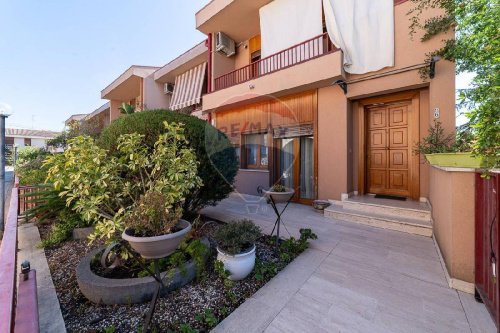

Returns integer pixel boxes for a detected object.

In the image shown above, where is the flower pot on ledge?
[122,219,192,259]
[424,152,485,168]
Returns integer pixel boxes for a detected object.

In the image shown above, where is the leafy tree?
[408,0,499,168]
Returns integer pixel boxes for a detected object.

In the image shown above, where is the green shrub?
[14,147,50,185]
[41,209,88,247]
[97,110,238,216]
[45,122,202,243]
[214,219,261,255]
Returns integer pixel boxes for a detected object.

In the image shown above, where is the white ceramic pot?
[216,244,256,281]
[122,219,191,259]
[262,188,295,204]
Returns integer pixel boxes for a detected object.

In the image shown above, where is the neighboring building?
[100,65,163,122]
[64,114,87,127]
[6,128,60,148]
[154,41,209,119]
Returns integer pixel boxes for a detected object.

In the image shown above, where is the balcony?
[203,33,342,111]
[214,33,336,91]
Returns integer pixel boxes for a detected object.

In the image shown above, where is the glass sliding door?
[300,136,315,200]
[280,138,295,190]
[276,136,315,203]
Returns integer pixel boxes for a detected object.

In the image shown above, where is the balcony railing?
[214,33,337,92]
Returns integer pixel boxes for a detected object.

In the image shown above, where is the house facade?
[196,0,455,203]
[6,128,60,148]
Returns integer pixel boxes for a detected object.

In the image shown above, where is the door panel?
[369,108,387,128]
[369,130,387,149]
[370,150,387,169]
[367,101,412,197]
[389,128,408,148]
[389,150,408,169]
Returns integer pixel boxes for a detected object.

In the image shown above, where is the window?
[24,138,31,146]
[234,145,241,166]
[243,133,268,169]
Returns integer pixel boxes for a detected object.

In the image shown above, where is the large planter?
[77,238,210,305]
[122,219,191,259]
[262,188,295,204]
[216,245,256,281]
[425,152,485,168]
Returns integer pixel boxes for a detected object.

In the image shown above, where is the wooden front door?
[359,91,420,199]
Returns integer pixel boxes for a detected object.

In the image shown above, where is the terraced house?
[67,0,475,294]
[195,0,479,294]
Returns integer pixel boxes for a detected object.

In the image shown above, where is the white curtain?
[323,0,394,74]
[260,0,323,72]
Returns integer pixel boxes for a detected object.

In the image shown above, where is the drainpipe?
[207,33,213,93]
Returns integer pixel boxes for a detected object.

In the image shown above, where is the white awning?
[323,0,394,74]
[259,0,323,59]
[170,62,207,111]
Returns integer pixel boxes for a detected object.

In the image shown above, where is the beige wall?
[143,75,171,110]
[110,100,122,122]
[234,170,270,196]
[429,166,475,283]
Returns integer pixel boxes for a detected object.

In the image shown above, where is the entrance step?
[324,198,433,237]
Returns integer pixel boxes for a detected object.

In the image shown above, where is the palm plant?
[119,103,135,115]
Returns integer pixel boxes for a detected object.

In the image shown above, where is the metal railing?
[0,178,40,333]
[214,33,337,92]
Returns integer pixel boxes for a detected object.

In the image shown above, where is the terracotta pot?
[122,219,191,259]
[262,188,295,204]
[216,244,256,281]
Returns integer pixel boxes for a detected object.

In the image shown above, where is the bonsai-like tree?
[44,122,202,241]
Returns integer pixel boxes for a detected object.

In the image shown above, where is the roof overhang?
[85,102,110,121]
[196,0,272,42]
[154,42,209,84]
[101,66,159,101]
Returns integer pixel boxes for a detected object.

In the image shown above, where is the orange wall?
[429,166,475,283]
[318,86,349,200]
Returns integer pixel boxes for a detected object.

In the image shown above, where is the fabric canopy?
[323,0,394,74]
[259,0,323,59]
[170,62,207,111]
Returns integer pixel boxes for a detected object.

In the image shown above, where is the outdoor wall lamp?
[429,56,441,79]
[333,79,348,94]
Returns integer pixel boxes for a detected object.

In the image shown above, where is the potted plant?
[214,219,261,281]
[415,121,484,168]
[262,184,295,204]
[121,192,192,259]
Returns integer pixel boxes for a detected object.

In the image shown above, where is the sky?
[0,0,207,131]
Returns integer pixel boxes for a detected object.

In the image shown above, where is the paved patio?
[202,193,496,333]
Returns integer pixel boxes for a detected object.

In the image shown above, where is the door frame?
[357,90,421,200]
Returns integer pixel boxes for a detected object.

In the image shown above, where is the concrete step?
[329,199,432,222]
[324,205,433,237]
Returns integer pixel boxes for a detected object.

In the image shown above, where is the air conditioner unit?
[164,83,174,95]
[215,32,236,57]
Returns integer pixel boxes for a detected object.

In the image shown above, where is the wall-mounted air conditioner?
[164,83,174,95]
[215,32,236,57]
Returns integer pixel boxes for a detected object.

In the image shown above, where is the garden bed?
[42,219,306,333]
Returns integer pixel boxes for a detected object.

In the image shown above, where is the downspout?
[207,33,213,93]
[207,33,213,124]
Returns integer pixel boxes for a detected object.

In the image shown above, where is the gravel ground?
[42,220,299,333]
